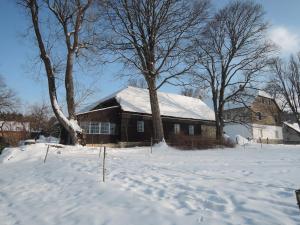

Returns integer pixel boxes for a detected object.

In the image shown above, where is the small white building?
[224,91,283,144]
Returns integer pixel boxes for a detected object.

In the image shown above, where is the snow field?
[0,143,300,225]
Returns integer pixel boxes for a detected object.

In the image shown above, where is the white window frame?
[137,121,144,133]
[189,125,194,136]
[90,122,100,134]
[80,122,116,135]
[100,122,110,134]
[174,124,180,134]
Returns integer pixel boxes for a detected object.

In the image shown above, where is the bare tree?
[191,0,273,140]
[0,75,18,113]
[270,55,300,127]
[127,78,147,89]
[27,102,52,133]
[180,87,205,99]
[19,0,97,145]
[102,0,209,143]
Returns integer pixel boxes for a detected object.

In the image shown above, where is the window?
[90,122,100,134]
[101,122,110,134]
[256,112,262,120]
[137,121,144,132]
[174,124,180,134]
[80,121,90,133]
[189,125,194,136]
[110,123,116,135]
[80,122,116,135]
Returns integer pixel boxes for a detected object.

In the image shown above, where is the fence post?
[44,145,50,163]
[267,137,269,144]
[150,137,153,154]
[260,137,262,149]
[98,146,102,158]
[102,146,106,182]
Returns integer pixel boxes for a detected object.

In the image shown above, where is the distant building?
[224,91,283,144]
[76,86,216,147]
[0,121,30,146]
[282,122,300,144]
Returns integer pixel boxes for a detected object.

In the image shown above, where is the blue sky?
[0,0,300,112]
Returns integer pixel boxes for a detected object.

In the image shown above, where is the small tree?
[0,75,18,113]
[19,0,97,145]
[102,0,209,143]
[191,0,273,140]
[27,102,52,133]
[270,55,300,127]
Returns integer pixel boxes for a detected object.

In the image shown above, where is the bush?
[0,137,9,155]
[167,133,235,150]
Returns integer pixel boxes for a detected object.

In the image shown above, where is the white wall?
[252,124,283,140]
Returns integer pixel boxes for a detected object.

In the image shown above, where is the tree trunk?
[215,116,223,141]
[216,107,225,141]
[212,93,223,141]
[28,0,82,145]
[65,53,76,119]
[147,78,164,143]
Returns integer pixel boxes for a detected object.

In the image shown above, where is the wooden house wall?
[120,112,216,143]
[77,99,216,145]
[0,131,29,146]
[77,107,121,144]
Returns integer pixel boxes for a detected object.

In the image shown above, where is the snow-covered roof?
[80,86,215,121]
[0,121,30,132]
[283,122,300,133]
[257,90,272,99]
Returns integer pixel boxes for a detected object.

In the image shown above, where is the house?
[77,86,216,147]
[282,122,300,144]
[0,121,31,146]
[223,91,283,144]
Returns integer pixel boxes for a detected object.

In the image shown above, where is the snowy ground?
[0,143,300,225]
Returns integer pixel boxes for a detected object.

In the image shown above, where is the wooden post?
[150,137,153,154]
[260,138,262,149]
[44,145,50,163]
[98,146,102,158]
[102,146,106,182]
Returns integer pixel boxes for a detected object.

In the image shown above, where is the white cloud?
[269,26,300,55]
